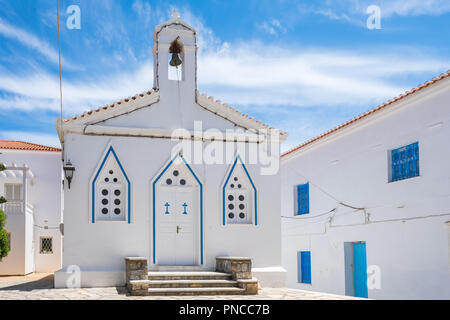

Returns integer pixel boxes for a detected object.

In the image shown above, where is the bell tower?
[152,9,197,103]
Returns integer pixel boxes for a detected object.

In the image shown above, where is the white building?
[54,12,287,289]
[0,140,63,275]
[281,71,450,299]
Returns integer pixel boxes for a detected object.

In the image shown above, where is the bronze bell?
[169,53,182,67]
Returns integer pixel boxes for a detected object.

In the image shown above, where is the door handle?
[176,225,181,234]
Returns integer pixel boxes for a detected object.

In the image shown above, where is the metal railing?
[0,201,33,215]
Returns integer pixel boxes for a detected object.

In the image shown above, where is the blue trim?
[222,155,258,226]
[152,155,203,265]
[92,146,131,224]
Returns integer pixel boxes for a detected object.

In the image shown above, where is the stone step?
[147,279,238,288]
[148,271,232,281]
[147,287,246,296]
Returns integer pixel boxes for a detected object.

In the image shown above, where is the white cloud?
[132,0,152,28]
[0,9,448,119]
[259,19,287,36]
[0,18,77,70]
[0,60,154,114]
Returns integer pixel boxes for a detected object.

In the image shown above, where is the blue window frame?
[297,251,311,284]
[296,183,309,215]
[391,142,419,182]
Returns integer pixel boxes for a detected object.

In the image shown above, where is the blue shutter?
[301,251,311,284]
[297,183,309,215]
[391,142,419,182]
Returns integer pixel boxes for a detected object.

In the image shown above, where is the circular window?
[173,170,179,176]
[228,213,235,219]
[105,177,109,182]
[114,189,121,196]
[234,177,238,181]
[166,178,172,185]
[102,189,108,196]
[114,208,121,215]
[102,208,108,215]
[239,195,245,201]
[180,179,186,185]
[239,213,245,219]
[230,184,235,188]
[102,199,108,205]
[239,204,245,210]
[114,199,121,205]
[228,195,234,201]
[228,204,234,210]
[109,170,114,175]
[113,178,118,183]
[238,184,242,189]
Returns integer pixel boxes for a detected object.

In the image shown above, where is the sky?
[0,0,449,151]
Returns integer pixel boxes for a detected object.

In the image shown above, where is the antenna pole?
[57,0,64,161]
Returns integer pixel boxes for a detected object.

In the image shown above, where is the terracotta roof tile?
[282,70,450,158]
[0,140,61,152]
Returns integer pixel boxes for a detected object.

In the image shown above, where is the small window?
[297,251,311,284]
[390,142,420,182]
[296,183,309,215]
[4,184,22,201]
[40,237,53,254]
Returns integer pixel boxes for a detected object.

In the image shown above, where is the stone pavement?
[0,273,360,300]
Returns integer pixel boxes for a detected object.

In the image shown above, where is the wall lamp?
[63,160,75,189]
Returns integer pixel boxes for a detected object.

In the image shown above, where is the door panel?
[353,242,368,298]
[156,185,199,266]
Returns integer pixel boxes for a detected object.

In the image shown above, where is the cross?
[171,8,180,20]
[164,202,170,214]
[182,202,188,215]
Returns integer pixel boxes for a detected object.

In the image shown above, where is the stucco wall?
[281,78,450,299]
[58,133,282,287]
[0,150,63,274]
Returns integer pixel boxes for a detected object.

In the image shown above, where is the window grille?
[391,142,419,182]
[296,183,309,215]
[40,237,53,254]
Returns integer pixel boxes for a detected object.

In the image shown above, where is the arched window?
[91,146,130,223]
[222,155,257,225]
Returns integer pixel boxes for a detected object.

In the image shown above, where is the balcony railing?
[0,201,34,215]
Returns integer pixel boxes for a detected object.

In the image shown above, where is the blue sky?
[0,0,449,151]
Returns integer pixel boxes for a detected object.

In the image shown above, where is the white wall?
[0,150,63,274]
[56,133,282,287]
[281,78,450,299]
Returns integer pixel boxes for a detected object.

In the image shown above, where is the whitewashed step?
[147,287,246,296]
[147,279,238,288]
[148,271,232,281]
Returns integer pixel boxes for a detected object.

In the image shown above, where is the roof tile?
[0,140,61,152]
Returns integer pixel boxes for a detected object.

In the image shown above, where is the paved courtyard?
[0,273,359,300]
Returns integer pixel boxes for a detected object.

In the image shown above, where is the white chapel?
[54,10,287,291]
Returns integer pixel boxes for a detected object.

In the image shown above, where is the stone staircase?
[126,257,258,296]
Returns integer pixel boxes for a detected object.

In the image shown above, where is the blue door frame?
[353,242,368,298]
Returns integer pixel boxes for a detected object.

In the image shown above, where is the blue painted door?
[353,243,368,298]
